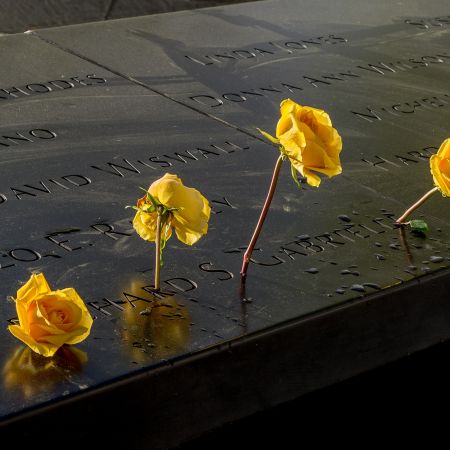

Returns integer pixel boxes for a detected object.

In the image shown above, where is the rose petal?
[16,273,51,304]
[8,325,60,357]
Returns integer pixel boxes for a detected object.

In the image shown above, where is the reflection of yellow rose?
[3,346,87,398]
[260,99,342,187]
[133,173,210,245]
[121,279,190,362]
[8,273,93,357]
[430,138,450,196]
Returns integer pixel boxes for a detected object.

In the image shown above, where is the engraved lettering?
[184,55,214,66]
[395,154,419,165]
[10,187,36,199]
[279,246,307,259]
[303,76,331,87]
[294,239,324,253]
[29,129,57,139]
[0,86,30,98]
[48,80,75,89]
[222,93,247,102]
[123,291,152,307]
[190,95,223,107]
[9,248,41,262]
[91,223,132,240]
[196,147,220,158]
[164,278,197,292]
[351,107,382,122]
[88,297,124,316]
[199,262,233,280]
[26,83,51,93]
[211,197,236,213]
[23,181,51,194]
[314,233,345,247]
[164,150,198,164]
[357,62,396,75]
[250,255,285,266]
[149,156,172,167]
[45,229,82,251]
[281,83,303,92]
[362,155,399,170]
[91,159,141,177]
[61,175,91,186]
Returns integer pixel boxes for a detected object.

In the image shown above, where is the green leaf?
[257,128,279,145]
[410,219,429,233]
[290,164,303,189]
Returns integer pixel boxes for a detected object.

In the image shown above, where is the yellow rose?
[8,273,93,357]
[260,99,342,187]
[133,173,211,245]
[430,138,450,196]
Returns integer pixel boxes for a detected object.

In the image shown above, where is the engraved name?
[0,139,249,205]
[184,35,348,66]
[0,74,107,102]
[190,52,450,108]
[362,145,438,170]
[352,93,450,122]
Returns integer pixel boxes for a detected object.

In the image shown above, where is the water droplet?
[430,255,444,263]
[374,242,382,247]
[407,265,417,270]
[341,269,359,276]
[350,284,366,293]
[242,297,253,303]
[389,243,400,250]
[375,254,386,260]
[132,342,143,348]
[297,234,311,240]
[335,288,345,294]
[363,282,381,290]
[305,267,319,274]
[352,210,359,215]
[139,308,152,316]
[338,214,352,223]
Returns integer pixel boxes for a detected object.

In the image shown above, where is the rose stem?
[395,187,439,224]
[241,154,283,281]
[154,210,162,291]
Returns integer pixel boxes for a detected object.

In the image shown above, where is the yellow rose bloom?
[8,273,93,357]
[133,173,210,245]
[261,99,342,187]
[430,138,450,196]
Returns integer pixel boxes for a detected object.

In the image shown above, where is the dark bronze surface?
[0,1,449,447]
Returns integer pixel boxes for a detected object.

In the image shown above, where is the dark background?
[0,0,254,34]
[179,340,450,447]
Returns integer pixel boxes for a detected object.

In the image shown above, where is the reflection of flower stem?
[241,155,283,280]
[396,187,439,224]
[398,226,413,265]
[155,209,162,291]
